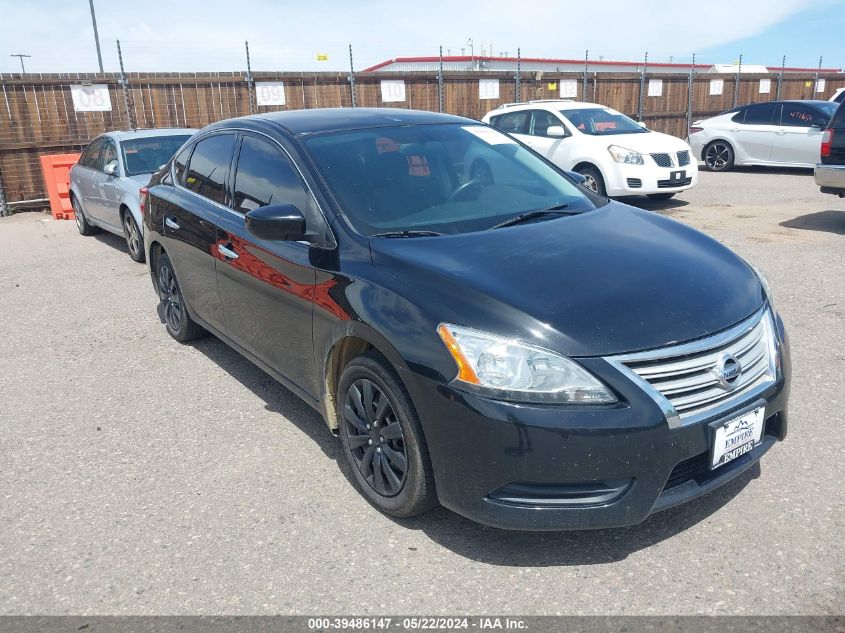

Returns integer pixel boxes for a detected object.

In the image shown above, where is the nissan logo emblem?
[714,353,742,390]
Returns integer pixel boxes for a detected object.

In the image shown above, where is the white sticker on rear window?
[462,126,517,145]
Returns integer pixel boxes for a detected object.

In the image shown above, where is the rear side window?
[780,103,824,127]
[79,138,103,168]
[490,111,530,134]
[742,102,778,125]
[184,134,236,205]
[232,136,310,214]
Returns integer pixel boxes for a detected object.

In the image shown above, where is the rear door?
[733,102,779,162]
[71,137,103,218]
[160,133,235,333]
[771,102,828,166]
[90,136,122,229]
[214,132,323,396]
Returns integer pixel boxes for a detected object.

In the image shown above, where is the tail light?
[688,126,703,135]
[139,187,149,216]
[821,129,834,158]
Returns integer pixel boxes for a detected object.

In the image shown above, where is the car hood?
[370,202,764,357]
[588,130,691,153]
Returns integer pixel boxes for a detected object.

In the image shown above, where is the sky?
[1,0,844,74]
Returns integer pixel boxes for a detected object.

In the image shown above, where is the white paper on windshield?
[462,126,517,145]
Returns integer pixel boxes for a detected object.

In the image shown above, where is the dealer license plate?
[710,406,765,469]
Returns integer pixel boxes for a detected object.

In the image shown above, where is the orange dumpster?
[40,153,81,220]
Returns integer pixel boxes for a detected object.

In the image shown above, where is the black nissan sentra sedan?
[142,108,790,530]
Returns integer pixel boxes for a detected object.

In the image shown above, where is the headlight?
[607,145,644,165]
[751,264,774,310]
[437,323,616,404]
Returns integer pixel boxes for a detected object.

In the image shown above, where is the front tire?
[156,253,204,342]
[337,353,437,518]
[704,140,735,172]
[122,212,145,263]
[72,196,99,236]
[647,192,676,201]
[574,165,606,196]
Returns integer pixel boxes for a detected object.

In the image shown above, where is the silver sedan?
[69,128,194,262]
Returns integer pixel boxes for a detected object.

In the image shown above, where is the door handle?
[218,243,239,260]
[776,130,787,135]
[164,217,180,230]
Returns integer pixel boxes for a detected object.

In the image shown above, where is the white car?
[830,88,845,105]
[688,100,838,171]
[482,100,697,199]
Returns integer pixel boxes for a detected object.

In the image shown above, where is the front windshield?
[560,108,647,136]
[121,135,192,176]
[305,123,598,236]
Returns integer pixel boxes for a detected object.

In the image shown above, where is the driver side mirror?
[103,160,118,176]
[566,171,588,186]
[546,125,567,138]
[245,204,306,241]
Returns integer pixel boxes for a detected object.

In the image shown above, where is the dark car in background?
[815,101,845,197]
[142,108,790,530]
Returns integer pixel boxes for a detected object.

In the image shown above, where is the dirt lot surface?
[1,167,843,615]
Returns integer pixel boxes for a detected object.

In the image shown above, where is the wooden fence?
[1,70,843,210]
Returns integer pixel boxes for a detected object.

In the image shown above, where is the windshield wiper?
[491,203,575,229]
[370,230,445,238]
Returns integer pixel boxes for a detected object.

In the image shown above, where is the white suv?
[482,100,698,199]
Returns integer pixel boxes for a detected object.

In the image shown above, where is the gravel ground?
[0,167,842,615]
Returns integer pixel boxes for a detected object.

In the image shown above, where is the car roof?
[206,108,474,136]
[492,100,611,113]
[105,128,196,141]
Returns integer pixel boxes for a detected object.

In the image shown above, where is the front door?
[90,136,122,229]
[772,102,828,166]
[733,102,779,163]
[214,133,321,396]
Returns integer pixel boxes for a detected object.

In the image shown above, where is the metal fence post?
[116,39,135,130]
[0,169,9,217]
[732,54,742,108]
[686,53,696,133]
[515,48,521,103]
[245,40,255,114]
[348,44,357,107]
[776,55,785,101]
[437,45,444,113]
[637,51,648,121]
[582,50,589,102]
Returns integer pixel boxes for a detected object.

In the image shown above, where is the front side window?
[558,108,647,135]
[780,102,836,127]
[530,110,562,137]
[99,138,118,171]
[232,136,311,214]
[173,145,192,185]
[305,123,599,237]
[121,135,192,176]
[184,134,236,205]
[743,102,778,125]
[79,138,103,169]
[490,111,530,135]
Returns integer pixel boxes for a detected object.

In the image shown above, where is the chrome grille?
[651,153,673,168]
[605,309,777,428]
[677,150,691,166]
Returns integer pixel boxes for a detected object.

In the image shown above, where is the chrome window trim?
[605,306,777,429]
[170,127,336,248]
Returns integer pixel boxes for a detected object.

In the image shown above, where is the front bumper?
[400,315,790,531]
[605,162,699,197]
[814,163,845,196]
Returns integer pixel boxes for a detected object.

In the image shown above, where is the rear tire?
[337,353,437,518]
[574,165,606,196]
[72,196,99,236]
[647,193,676,201]
[704,140,735,172]
[122,211,145,263]
[156,253,204,343]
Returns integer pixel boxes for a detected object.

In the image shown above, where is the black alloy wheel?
[343,378,408,497]
[156,253,203,342]
[704,141,734,171]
